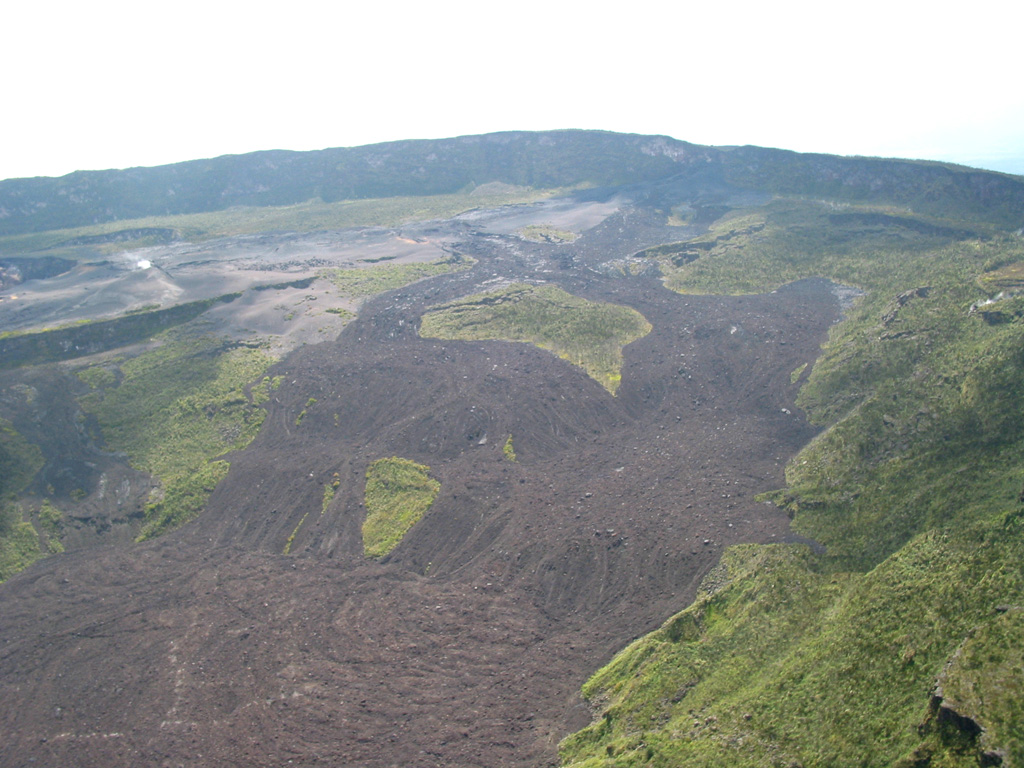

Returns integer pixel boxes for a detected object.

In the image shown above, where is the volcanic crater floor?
[0,201,841,767]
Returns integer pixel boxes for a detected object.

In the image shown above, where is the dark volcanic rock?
[0,191,842,767]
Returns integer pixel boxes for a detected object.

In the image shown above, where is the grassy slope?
[78,334,274,539]
[362,457,440,558]
[0,417,44,500]
[560,200,1024,767]
[419,284,652,394]
[0,418,47,579]
[562,519,1024,767]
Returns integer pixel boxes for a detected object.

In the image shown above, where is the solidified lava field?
[0,191,840,767]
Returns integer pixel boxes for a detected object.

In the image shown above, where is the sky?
[3,1,1022,181]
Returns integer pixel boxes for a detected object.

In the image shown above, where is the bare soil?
[0,194,839,767]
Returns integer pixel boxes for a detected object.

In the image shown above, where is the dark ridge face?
[0,131,704,235]
[2,130,1023,235]
[0,295,239,369]
[720,145,1024,226]
[0,256,75,289]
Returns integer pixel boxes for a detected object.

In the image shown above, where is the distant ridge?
[2,130,1023,235]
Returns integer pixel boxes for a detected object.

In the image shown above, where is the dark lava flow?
[0,203,840,767]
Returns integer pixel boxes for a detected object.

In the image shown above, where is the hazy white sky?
[3,0,1022,181]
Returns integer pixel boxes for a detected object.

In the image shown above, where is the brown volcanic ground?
[0,195,839,767]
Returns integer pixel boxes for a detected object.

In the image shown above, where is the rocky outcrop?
[881,287,931,328]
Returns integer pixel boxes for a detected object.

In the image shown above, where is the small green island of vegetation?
[362,457,440,558]
[320,255,474,299]
[419,283,651,394]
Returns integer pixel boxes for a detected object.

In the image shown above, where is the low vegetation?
[503,434,517,462]
[78,333,274,539]
[295,397,317,427]
[36,500,64,554]
[283,511,310,555]
[561,519,1024,767]
[362,457,440,558]
[250,374,283,405]
[517,224,579,243]
[419,283,652,394]
[76,364,118,389]
[0,503,44,582]
[560,198,1024,766]
[0,419,47,580]
[320,255,474,299]
[0,417,44,500]
[322,473,340,514]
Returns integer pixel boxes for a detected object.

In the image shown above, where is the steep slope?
[558,201,1024,766]
[0,131,703,235]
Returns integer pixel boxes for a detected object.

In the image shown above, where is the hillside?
[0,131,1022,767]
[4,130,1024,236]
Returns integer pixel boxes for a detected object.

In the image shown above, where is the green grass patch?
[294,397,317,426]
[320,254,474,299]
[322,474,339,513]
[283,511,310,555]
[250,375,283,405]
[37,500,64,554]
[927,607,1024,762]
[0,502,45,582]
[78,333,274,539]
[0,421,47,581]
[657,201,986,296]
[666,203,697,227]
[517,224,579,243]
[76,365,118,389]
[419,283,651,395]
[324,307,355,319]
[503,434,517,462]
[977,259,1024,292]
[0,418,44,499]
[789,362,808,384]
[362,457,440,558]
